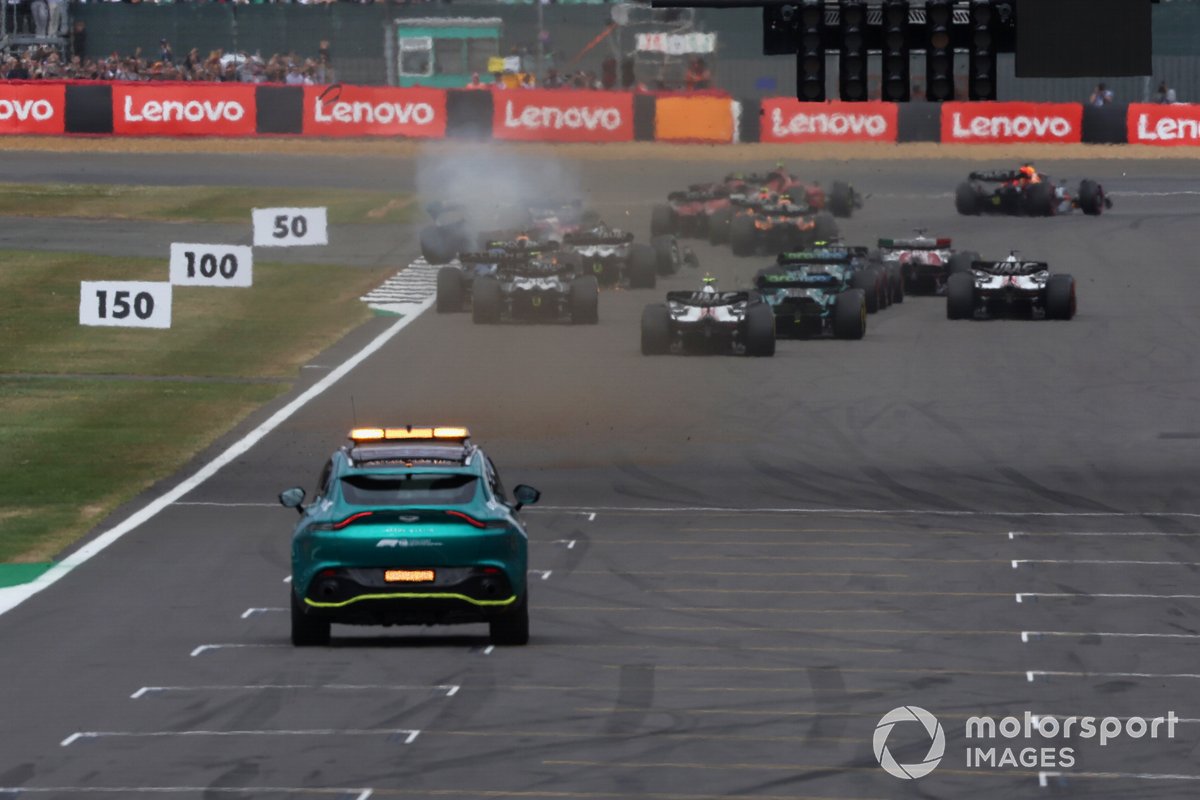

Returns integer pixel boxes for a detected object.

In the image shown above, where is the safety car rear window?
[340,474,478,506]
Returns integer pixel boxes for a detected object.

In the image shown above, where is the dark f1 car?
[641,278,775,356]
[419,202,475,264]
[955,167,1112,217]
[946,254,1076,321]
[436,237,558,313]
[754,253,870,339]
[728,193,838,257]
[874,230,978,295]
[470,249,599,325]
[562,224,669,288]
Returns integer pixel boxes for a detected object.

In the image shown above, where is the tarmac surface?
[1,146,1199,799]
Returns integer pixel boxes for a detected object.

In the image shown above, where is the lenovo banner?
[942,102,1082,144]
[1128,103,1200,146]
[113,84,257,136]
[760,100,898,143]
[303,85,446,138]
[0,82,66,134]
[493,90,633,143]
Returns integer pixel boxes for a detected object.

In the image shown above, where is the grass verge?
[0,249,391,562]
[0,183,416,225]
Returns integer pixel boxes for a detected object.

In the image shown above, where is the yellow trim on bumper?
[305,592,517,609]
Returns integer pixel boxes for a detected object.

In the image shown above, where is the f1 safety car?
[471,248,599,324]
[728,192,839,257]
[279,425,540,646]
[874,231,978,295]
[754,252,870,339]
[955,167,1112,217]
[641,277,775,356]
[946,253,1076,320]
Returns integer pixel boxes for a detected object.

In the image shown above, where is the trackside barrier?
[5,81,1198,145]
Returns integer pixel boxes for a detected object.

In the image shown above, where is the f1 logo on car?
[942,102,1082,144]
[494,90,633,143]
[761,100,897,143]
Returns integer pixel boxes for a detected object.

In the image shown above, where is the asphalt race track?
[1,147,1199,799]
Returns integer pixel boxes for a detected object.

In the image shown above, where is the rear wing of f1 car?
[756,268,843,290]
[563,230,635,247]
[878,237,952,250]
[968,170,1024,183]
[971,260,1049,276]
[777,246,868,265]
[666,290,752,307]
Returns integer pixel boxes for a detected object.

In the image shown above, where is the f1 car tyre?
[489,593,529,646]
[472,276,503,324]
[812,212,839,244]
[730,215,757,256]
[651,235,680,276]
[1027,182,1055,217]
[874,267,892,309]
[887,264,905,304]
[291,591,330,647]
[1078,180,1105,216]
[640,304,672,355]
[628,243,658,289]
[708,207,732,244]
[948,251,978,275]
[946,273,976,319]
[743,304,776,357]
[834,290,867,340]
[436,266,465,313]
[650,204,676,238]
[851,269,882,314]
[1044,274,1076,320]
[955,183,980,216]
[829,181,856,218]
[569,276,600,324]
[419,225,465,264]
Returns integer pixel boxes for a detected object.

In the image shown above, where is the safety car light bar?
[349,426,471,442]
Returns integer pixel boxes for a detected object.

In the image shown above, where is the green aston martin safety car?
[279,426,540,647]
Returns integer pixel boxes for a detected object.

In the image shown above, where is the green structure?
[388,17,502,88]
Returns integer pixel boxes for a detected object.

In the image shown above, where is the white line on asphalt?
[530,505,1200,518]
[1010,530,1200,538]
[283,576,291,583]
[483,645,495,655]
[1028,670,1200,682]
[0,299,435,618]
[529,569,552,580]
[1018,592,1200,602]
[190,644,288,657]
[552,539,577,549]
[1040,769,1200,786]
[60,729,421,747]
[241,607,284,619]
[131,684,460,699]
[1012,558,1200,568]
[0,788,373,796]
[354,790,374,800]
[587,512,596,521]
[1021,630,1200,643]
[173,502,276,508]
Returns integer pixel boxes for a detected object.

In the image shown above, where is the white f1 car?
[947,253,1076,320]
[641,277,775,356]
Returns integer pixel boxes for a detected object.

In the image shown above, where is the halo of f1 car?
[955,164,1112,217]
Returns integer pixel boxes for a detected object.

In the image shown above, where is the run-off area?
[5,505,1196,800]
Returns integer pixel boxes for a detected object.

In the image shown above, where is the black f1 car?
[641,278,775,356]
[955,167,1112,217]
[946,253,1076,321]
[469,249,599,325]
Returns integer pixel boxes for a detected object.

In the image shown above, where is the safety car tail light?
[333,512,374,530]
[445,510,509,529]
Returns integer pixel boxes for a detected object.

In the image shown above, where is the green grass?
[0,249,392,563]
[0,183,416,225]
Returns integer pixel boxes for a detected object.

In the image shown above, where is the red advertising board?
[941,102,1082,144]
[760,100,897,143]
[0,82,66,134]
[113,84,257,136]
[1128,103,1200,146]
[303,85,446,138]
[492,90,634,143]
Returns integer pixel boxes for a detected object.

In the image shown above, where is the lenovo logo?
[770,109,889,139]
[123,96,246,123]
[1133,112,1200,143]
[314,98,435,126]
[942,103,1081,143]
[950,113,1073,140]
[0,98,54,121]
[761,100,897,143]
[503,100,623,131]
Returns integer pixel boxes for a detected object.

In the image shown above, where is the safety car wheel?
[946,272,976,319]
[640,304,672,355]
[569,276,600,324]
[489,593,529,646]
[651,203,676,237]
[955,183,980,216]
[436,266,465,313]
[833,290,867,340]
[743,304,776,357]
[628,243,658,289]
[472,277,503,324]
[291,591,330,647]
[1044,274,1076,320]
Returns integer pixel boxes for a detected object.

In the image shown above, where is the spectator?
[601,56,616,90]
[492,73,506,90]
[465,71,485,89]
[685,57,712,90]
[30,0,47,36]
[1089,82,1113,107]
[1155,79,1177,104]
[159,38,173,64]
[542,68,563,89]
[519,71,535,89]
[69,20,86,58]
